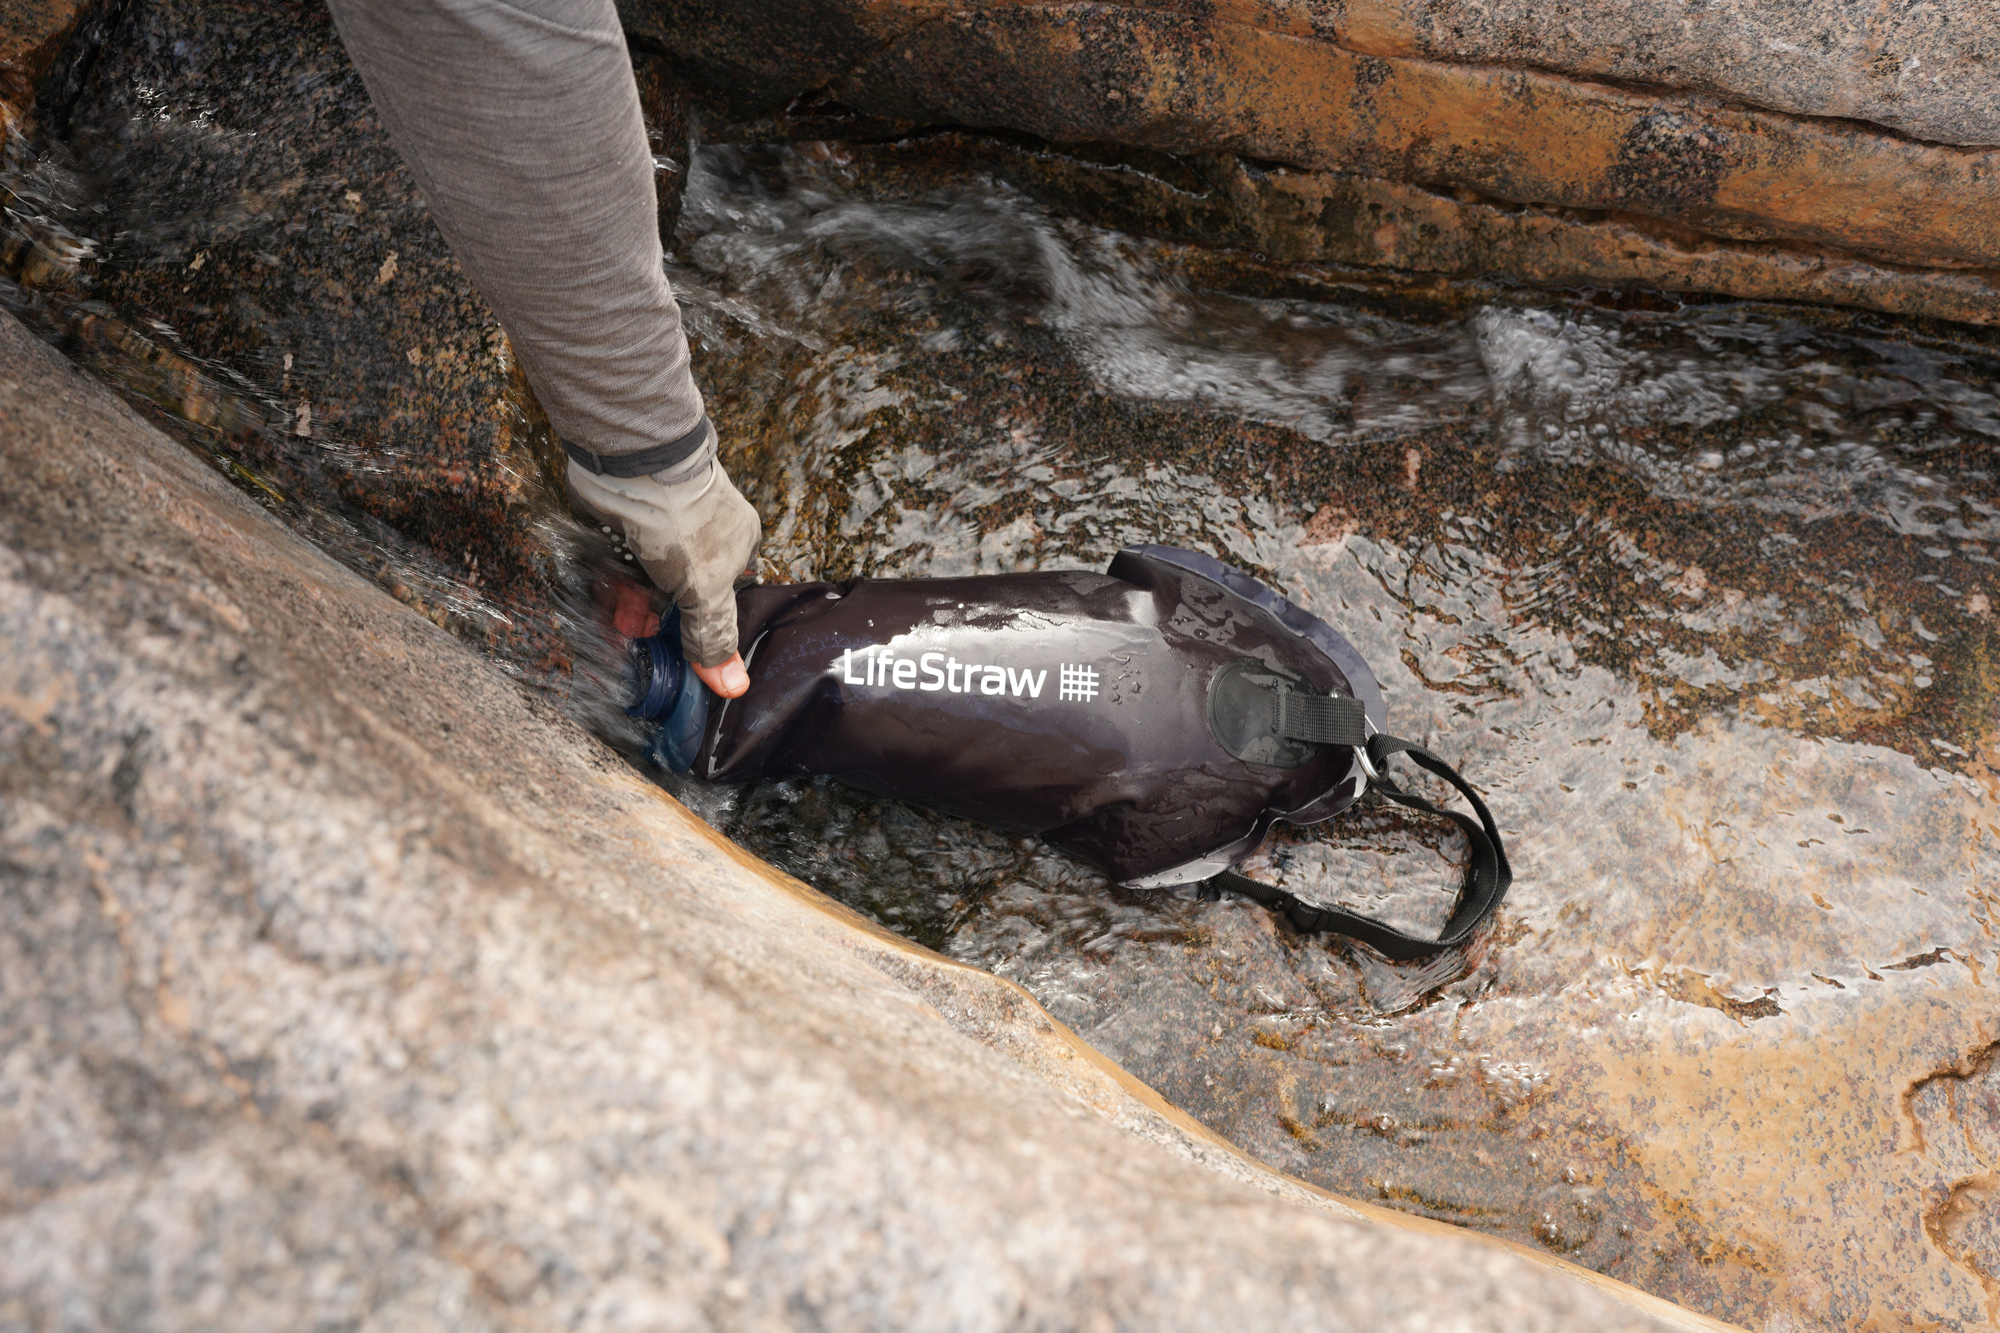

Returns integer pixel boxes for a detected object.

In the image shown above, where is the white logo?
[839,646,1048,698]
[1058,663,1099,702]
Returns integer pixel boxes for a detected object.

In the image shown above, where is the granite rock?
[1291,0,2000,150]
[0,0,89,116]
[0,311,1729,1329]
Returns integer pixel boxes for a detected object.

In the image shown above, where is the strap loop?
[1206,733,1511,960]
[1272,686,1368,747]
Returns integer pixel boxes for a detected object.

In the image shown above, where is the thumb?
[690,653,750,699]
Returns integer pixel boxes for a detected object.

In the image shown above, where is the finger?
[690,653,750,699]
[610,580,659,639]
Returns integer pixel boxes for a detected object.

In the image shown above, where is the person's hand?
[567,429,760,693]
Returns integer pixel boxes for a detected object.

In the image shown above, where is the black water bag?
[631,545,1509,959]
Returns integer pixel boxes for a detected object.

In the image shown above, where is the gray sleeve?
[325,0,704,459]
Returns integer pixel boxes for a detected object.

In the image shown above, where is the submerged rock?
[661,144,2000,1330]
[0,311,1719,1329]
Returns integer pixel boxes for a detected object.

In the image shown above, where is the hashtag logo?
[1058,663,1099,702]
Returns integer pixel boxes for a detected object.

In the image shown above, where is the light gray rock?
[0,316,1729,1331]
[1310,0,2000,150]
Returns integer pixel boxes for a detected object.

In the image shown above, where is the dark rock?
[4,2,1994,1329]
[33,0,580,686]
[802,131,2000,328]
[630,45,693,248]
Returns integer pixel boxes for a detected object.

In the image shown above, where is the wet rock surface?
[663,144,2000,1330]
[624,0,2000,324]
[6,2,2000,1331]
[48,0,571,659]
[2,0,694,691]
[850,133,2000,330]
[0,295,1723,1328]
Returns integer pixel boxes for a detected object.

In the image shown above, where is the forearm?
[326,0,705,462]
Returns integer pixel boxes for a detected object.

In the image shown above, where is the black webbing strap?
[563,415,712,478]
[1206,733,1511,960]
[1274,685,1368,747]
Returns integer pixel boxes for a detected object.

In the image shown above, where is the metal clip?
[1356,715,1380,780]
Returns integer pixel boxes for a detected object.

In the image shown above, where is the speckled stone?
[623,0,2000,147]
[0,0,89,112]
[1284,0,2000,150]
[5,3,1994,1330]
[0,310,1729,1331]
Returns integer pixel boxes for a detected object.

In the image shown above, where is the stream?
[11,3,2000,1327]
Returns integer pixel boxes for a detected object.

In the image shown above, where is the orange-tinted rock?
[844,9,2000,270]
[844,132,2000,326]
[627,0,2000,147]
[14,1,2000,1326]
[0,0,91,112]
[624,0,2000,321]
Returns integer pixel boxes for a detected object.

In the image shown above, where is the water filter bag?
[634,545,1508,956]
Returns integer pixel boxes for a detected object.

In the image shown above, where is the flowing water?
[14,4,2000,1328]
[669,145,2000,1327]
